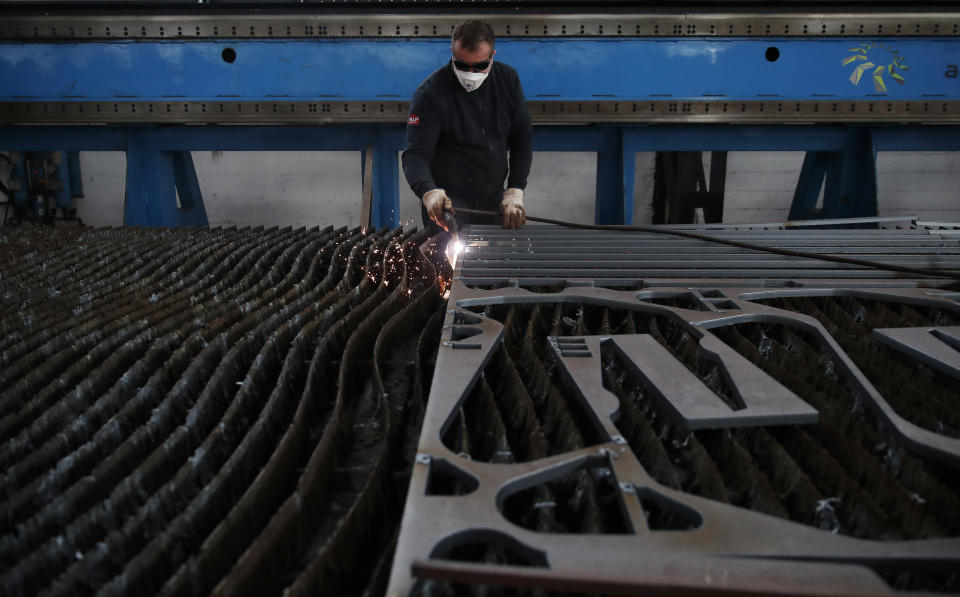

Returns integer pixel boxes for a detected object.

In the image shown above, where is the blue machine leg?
[361,139,373,227]
[52,151,73,211]
[790,127,877,221]
[171,151,209,226]
[621,132,635,225]
[820,153,846,219]
[789,151,830,220]
[125,130,173,226]
[67,151,84,200]
[370,126,403,229]
[125,130,208,227]
[595,128,624,225]
[836,126,878,219]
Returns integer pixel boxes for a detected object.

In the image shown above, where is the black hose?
[455,207,960,281]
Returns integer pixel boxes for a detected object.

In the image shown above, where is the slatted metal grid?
[3,219,960,596]
[0,224,445,597]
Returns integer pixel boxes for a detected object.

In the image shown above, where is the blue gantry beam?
[2,38,959,101]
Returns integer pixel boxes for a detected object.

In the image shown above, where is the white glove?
[500,188,525,229]
[422,188,454,229]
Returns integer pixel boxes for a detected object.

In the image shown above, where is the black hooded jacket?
[402,60,533,210]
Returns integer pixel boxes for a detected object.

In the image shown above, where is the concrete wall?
[73,151,126,227]
[18,148,960,228]
[876,152,960,222]
[722,151,806,224]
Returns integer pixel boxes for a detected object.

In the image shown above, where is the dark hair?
[451,20,495,52]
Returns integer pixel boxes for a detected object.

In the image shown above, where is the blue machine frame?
[3,123,959,228]
[3,38,958,100]
[2,35,960,227]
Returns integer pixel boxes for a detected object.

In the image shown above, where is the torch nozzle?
[442,209,463,271]
[442,210,459,240]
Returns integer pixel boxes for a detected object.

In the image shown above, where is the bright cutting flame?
[445,238,464,271]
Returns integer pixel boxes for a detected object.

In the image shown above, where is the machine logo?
[842,42,908,92]
[408,114,420,125]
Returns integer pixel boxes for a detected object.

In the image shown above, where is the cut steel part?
[388,220,960,596]
[410,555,894,597]
[873,326,960,379]
[551,334,819,430]
[442,280,960,465]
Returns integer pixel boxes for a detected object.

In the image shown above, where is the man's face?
[452,40,495,74]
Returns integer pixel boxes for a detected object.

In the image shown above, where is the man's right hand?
[422,188,454,230]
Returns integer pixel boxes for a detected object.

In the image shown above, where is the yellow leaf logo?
[842,43,906,92]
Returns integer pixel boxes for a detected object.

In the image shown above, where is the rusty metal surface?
[0,224,445,597]
[389,221,960,596]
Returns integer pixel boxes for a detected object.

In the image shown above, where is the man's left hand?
[500,188,526,229]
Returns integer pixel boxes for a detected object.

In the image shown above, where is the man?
[402,20,533,233]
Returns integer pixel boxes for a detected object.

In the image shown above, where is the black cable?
[455,207,960,281]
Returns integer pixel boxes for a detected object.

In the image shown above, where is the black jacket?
[402,60,533,207]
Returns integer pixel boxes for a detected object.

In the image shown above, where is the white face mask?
[452,59,491,92]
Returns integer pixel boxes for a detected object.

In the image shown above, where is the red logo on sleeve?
[408,114,420,125]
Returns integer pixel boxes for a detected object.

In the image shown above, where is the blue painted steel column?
[621,131,636,225]
[171,151,209,224]
[789,151,831,220]
[792,126,878,220]
[822,152,844,219]
[371,126,404,229]
[595,128,624,225]
[125,129,173,226]
[66,151,84,200]
[836,126,878,219]
[51,151,73,211]
[125,128,208,227]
